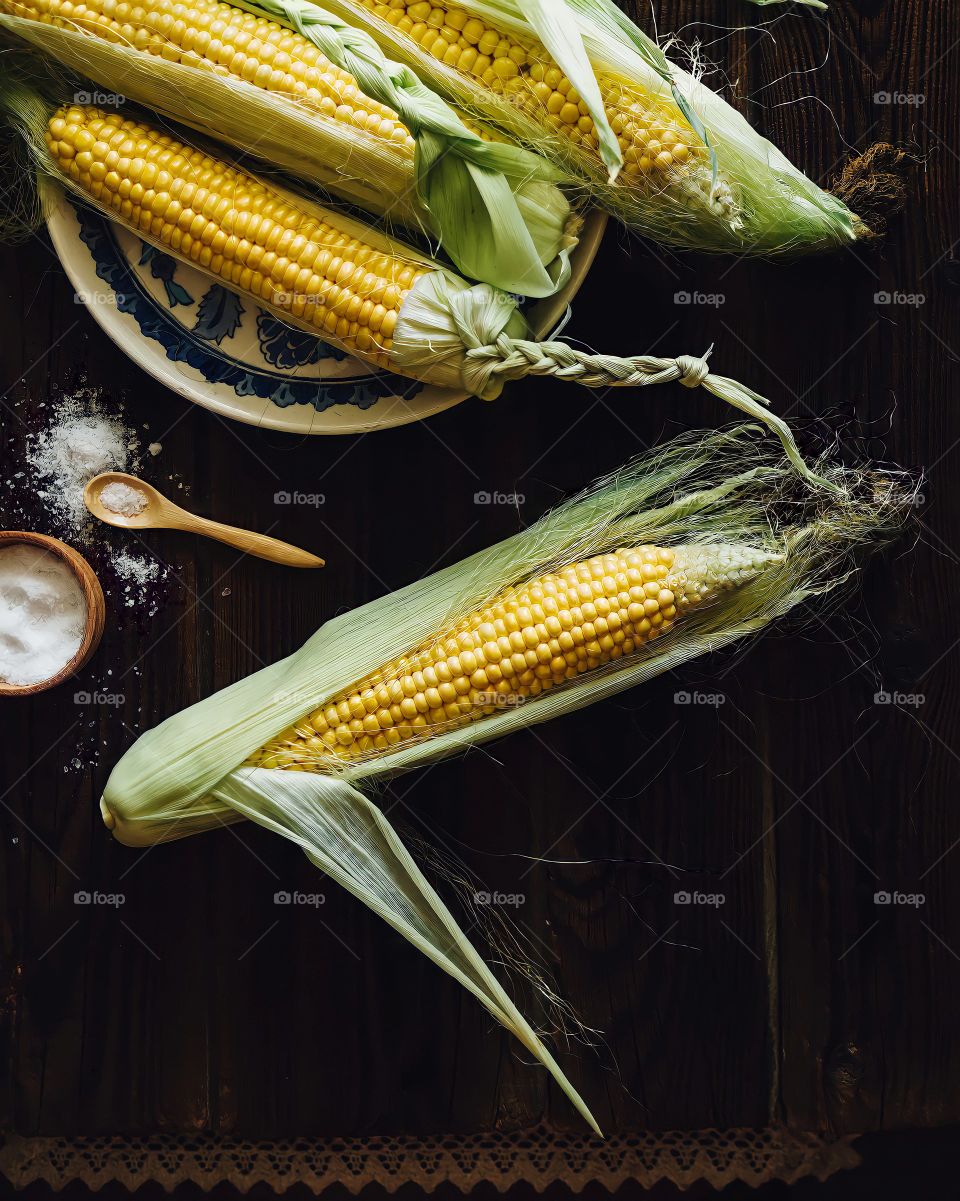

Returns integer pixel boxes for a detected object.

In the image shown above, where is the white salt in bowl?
[0,532,106,697]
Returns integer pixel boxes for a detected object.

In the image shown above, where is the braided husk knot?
[464,336,714,397]
[675,351,712,388]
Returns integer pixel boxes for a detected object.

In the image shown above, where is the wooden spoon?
[84,473,325,568]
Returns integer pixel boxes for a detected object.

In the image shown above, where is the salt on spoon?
[99,480,149,518]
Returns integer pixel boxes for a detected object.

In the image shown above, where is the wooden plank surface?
[1,0,958,1146]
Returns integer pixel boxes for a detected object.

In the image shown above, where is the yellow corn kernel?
[1,0,416,155]
[46,104,427,370]
[343,0,737,219]
[248,542,771,768]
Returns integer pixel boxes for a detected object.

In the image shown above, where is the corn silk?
[101,426,917,1132]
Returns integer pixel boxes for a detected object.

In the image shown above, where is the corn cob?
[2,0,416,150]
[305,0,875,253]
[5,88,817,476]
[0,3,576,296]
[251,541,776,767]
[97,427,916,1136]
[45,103,428,366]
[352,0,736,224]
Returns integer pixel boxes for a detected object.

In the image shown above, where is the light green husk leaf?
[0,74,825,479]
[226,0,578,296]
[531,0,852,245]
[310,0,862,254]
[492,0,621,179]
[100,427,916,1129]
[215,768,601,1133]
[0,9,576,296]
[491,0,721,188]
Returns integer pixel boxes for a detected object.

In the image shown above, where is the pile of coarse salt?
[18,390,171,609]
[0,543,87,687]
[26,390,139,536]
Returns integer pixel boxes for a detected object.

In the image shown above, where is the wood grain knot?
[826,1043,865,1102]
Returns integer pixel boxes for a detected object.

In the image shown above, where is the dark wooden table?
[1,0,958,1190]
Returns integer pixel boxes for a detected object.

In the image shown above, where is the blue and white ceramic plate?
[47,188,606,435]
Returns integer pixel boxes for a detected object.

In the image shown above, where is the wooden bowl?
[0,531,106,697]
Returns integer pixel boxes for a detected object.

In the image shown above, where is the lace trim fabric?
[0,1125,859,1191]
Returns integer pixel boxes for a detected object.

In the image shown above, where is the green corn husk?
[1,77,831,485]
[0,6,577,298]
[305,0,884,254]
[101,426,917,1133]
